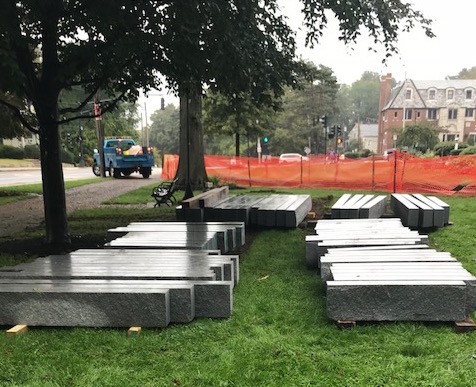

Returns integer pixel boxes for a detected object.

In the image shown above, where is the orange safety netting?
[162,152,476,196]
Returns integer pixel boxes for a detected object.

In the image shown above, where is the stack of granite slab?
[308,218,476,322]
[331,193,387,219]
[177,193,312,228]
[391,193,450,228]
[306,218,428,268]
[106,221,245,254]
[0,221,244,328]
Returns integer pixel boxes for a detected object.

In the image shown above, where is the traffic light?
[337,137,342,145]
[263,136,269,143]
[337,126,342,137]
[319,115,327,127]
[328,125,335,139]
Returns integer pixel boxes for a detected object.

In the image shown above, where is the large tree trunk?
[175,82,207,191]
[38,106,70,248]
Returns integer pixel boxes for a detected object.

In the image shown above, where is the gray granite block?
[285,195,312,227]
[402,194,434,228]
[193,281,233,318]
[347,194,375,219]
[359,195,387,219]
[331,194,352,219]
[327,280,468,321]
[338,194,364,219]
[320,255,458,282]
[427,196,450,225]
[0,287,170,327]
[412,194,445,228]
[391,194,419,227]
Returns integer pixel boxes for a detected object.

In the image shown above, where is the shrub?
[434,141,468,156]
[461,146,476,155]
[61,149,75,164]
[24,145,40,159]
[344,151,360,159]
[450,148,462,156]
[360,148,372,158]
[0,144,24,159]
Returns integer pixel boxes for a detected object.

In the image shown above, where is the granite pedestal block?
[427,196,450,225]
[412,194,445,227]
[0,286,170,327]
[390,194,419,227]
[359,195,387,218]
[327,280,468,322]
[331,194,352,218]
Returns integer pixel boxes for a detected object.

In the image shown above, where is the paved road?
[0,166,162,187]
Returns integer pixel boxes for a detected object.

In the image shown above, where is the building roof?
[349,123,378,138]
[382,78,476,110]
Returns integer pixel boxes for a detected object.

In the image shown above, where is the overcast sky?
[140,1,476,119]
[281,0,476,85]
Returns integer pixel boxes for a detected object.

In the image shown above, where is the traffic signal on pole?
[263,136,269,143]
[328,125,335,139]
[337,126,342,137]
[319,115,327,127]
[337,137,342,145]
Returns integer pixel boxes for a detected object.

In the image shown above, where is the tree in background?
[270,62,338,155]
[396,124,440,154]
[149,103,180,161]
[202,90,275,157]
[449,66,476,80]
[349,72,381,124]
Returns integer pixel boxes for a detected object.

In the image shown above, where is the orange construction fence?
[161,151,476,196]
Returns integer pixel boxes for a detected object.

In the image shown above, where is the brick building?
[377,73,476,153]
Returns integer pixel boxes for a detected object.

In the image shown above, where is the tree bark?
[175,82,207,191]
[235,132,240,157]
[38,116,70,248]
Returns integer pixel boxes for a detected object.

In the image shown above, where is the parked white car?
[279,153,309,163]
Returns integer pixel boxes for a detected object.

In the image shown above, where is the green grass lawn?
[0,188,475,386]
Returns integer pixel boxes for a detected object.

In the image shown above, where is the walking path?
[0,178,157,237]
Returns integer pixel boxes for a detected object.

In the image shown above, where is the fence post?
[372,154,375,191]
[393,150,398,193]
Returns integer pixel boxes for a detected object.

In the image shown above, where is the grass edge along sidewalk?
[0,190,475,386]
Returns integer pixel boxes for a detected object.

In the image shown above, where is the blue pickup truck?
[92,138,154,178]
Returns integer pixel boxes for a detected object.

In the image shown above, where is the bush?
[61,149,75,164]
[461,146,476,155]
[24,145,40,159]
[0,144,24,159]
[360,148,372,158]
[450,148,462,156]
[344,151,360,159]
[434,141,468,156]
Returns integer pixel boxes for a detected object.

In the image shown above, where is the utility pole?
[94,97,106,177]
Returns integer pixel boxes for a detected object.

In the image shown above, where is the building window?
[428,109,437,120]
[465,108,474,118]
[394,111,398,118]
[447,89,454,100]
[405,109,412,120]
[448,109,458,120]
[446,134,456,141]
[428,89,436,100]
[417,111,421,118]
[405,89,412,100]
[466,89,473,99]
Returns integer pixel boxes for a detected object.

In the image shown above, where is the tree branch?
[0,98,39,134]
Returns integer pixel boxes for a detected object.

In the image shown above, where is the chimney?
[377,73,393,153]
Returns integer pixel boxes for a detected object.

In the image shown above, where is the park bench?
[151,178,178,207]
